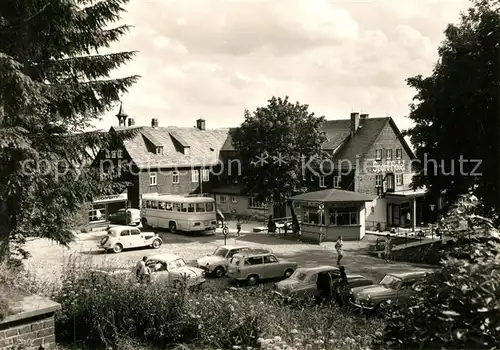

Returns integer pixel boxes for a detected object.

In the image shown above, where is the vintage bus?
[140,194,217,233]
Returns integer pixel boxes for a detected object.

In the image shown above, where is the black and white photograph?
[0,0,499,349]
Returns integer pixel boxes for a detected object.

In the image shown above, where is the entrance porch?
[385,189,427,231]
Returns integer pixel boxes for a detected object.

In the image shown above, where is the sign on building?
[372,160,405,173]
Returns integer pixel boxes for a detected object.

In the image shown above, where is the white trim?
[192,170,199,183]
[149,172,157,186]
[172,171,180,184]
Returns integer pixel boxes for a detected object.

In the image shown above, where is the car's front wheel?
[113,243,123,253]
[151,238,162,249]
[213,266,225,277]
[247,274,259,286]
[284,269,294,278]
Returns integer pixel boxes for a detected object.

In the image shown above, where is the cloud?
[97,0,470,134]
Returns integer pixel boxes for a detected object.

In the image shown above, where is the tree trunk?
[287,200,300,235]
[0,200,11,262]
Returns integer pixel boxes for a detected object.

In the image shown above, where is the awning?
[385,188,427,199]
[93,192,128,204]
[289,188,376,203]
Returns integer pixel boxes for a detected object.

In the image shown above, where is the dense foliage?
[405,0,500,216]
[381,193,500,349]
[0,0,139,260]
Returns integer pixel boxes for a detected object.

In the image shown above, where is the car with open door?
[97,226,162,253]
[144,254,206,289]
[273,266,373,305]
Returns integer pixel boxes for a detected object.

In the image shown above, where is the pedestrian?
[217,209,225,229]
[135,256,148,283]
[236,218,242,236]
[335,236,343,265]
[267,215,276,235]
[335,265,349,306]
[384,234,392,262]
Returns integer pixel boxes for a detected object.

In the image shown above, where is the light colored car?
[98,226,162,253]
[273,266,373,303]
[227,250,297,286]
[145,254,205,289]
[196,245,268,277]
[350,271,429,313]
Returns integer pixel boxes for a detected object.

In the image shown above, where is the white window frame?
[319,176,326,188]
[386,149,393,160]
[333,176,341,188]
[396,148,402,160]
[396,173,403,185]
[111,150,117,158]
[202,169,210,182]
[220,195,227,203]
[248,197,267,209]
[375,149,381,160]
[375,174,383,187]
[156,147,163,155]
[149,172,157,186]
[117,150,123,158]
[231,196,238,203]
[192,170,199,183]
[172,171,179,184]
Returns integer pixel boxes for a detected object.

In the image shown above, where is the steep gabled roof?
[111,126,229,169]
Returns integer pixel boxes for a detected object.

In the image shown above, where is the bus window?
[206,202,214,212]
[196,203,205,212]
[188,203,195,212]
[181,203,188,212]
[142,201,146,209]
[151,201,158,209]
[146,201,151,209]
[173,203,180,211]
[165,202,172,211]
[159,201,166,210]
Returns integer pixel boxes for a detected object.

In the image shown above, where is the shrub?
[52,260,383,349]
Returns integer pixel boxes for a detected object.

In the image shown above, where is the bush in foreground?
[51,260,382,349]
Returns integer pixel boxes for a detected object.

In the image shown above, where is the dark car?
[108,208,140,226]
[350,270,429,313]
[273,266,373,304]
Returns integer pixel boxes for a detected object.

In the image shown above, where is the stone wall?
[0,295,61,350]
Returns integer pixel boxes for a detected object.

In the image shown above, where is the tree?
[231,96,326,226]
[0,0,139,261]
[405,0,500,217]
[381,193,500,349]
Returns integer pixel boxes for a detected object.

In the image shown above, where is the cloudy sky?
[97,0,470,133]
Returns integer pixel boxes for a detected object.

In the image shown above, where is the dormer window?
[184,146,190,155]
[156,147,163,155]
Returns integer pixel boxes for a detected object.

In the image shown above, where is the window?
[111,150,117,158]
[396,148,402,159]
[156,147,163,155]
[206,202,214,212]
[333,176,341,188]
[181,203,188,212]
[370,206,375,215]
[165,202,172,211]
[244,257,263,265]
[386,174,395,190]
[120,230,130,236]
[158,202,166,210]
[386,149,393,160]
[131,229,140,235]
[172,203,180,211]
[145,201,151,209]
[319,176,326,188]
[231,196,238,203]
[249,197,267,209]
[375,174,383,187]
[328,208,358,226]
[375,149,382,160]
[172,171,179,184]
[192,170,199,183]
[117,150,123,158]
[149,172,157,186]
[264,255,278,263]
[196,203,205,212]
[151,201,158,209]
[88,204,106,223]
[105,150,110,158]
[202,169,210,182]
[396,173,403,185]
[188,203,195,212]
[220,195,227,203]
[303,209,325,225]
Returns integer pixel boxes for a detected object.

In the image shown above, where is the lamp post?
[429,204,436,239]
[318,203,325,244]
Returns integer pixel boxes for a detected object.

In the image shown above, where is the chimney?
[128,118,135,127]
[151,118,159,128]
[350,112,360,134]
[360,113,369,119]
[196,118,206,130]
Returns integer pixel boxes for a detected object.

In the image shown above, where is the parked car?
[196,245,268,277]
[273,266,373,304]
[350,271,429,313]
[144,254,206,289]
[227,250,297,285]
[108,208,141,226]
[97,226,162,253]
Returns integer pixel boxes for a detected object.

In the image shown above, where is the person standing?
[267,215,276,235]
[135,256,148,283]
[236,218,242,236]
[384,234,392,262]
[335,236,344,265]
[335,265,349,306]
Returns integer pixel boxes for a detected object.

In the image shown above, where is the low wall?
[301,224,362,242]
[0,295,61,350]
